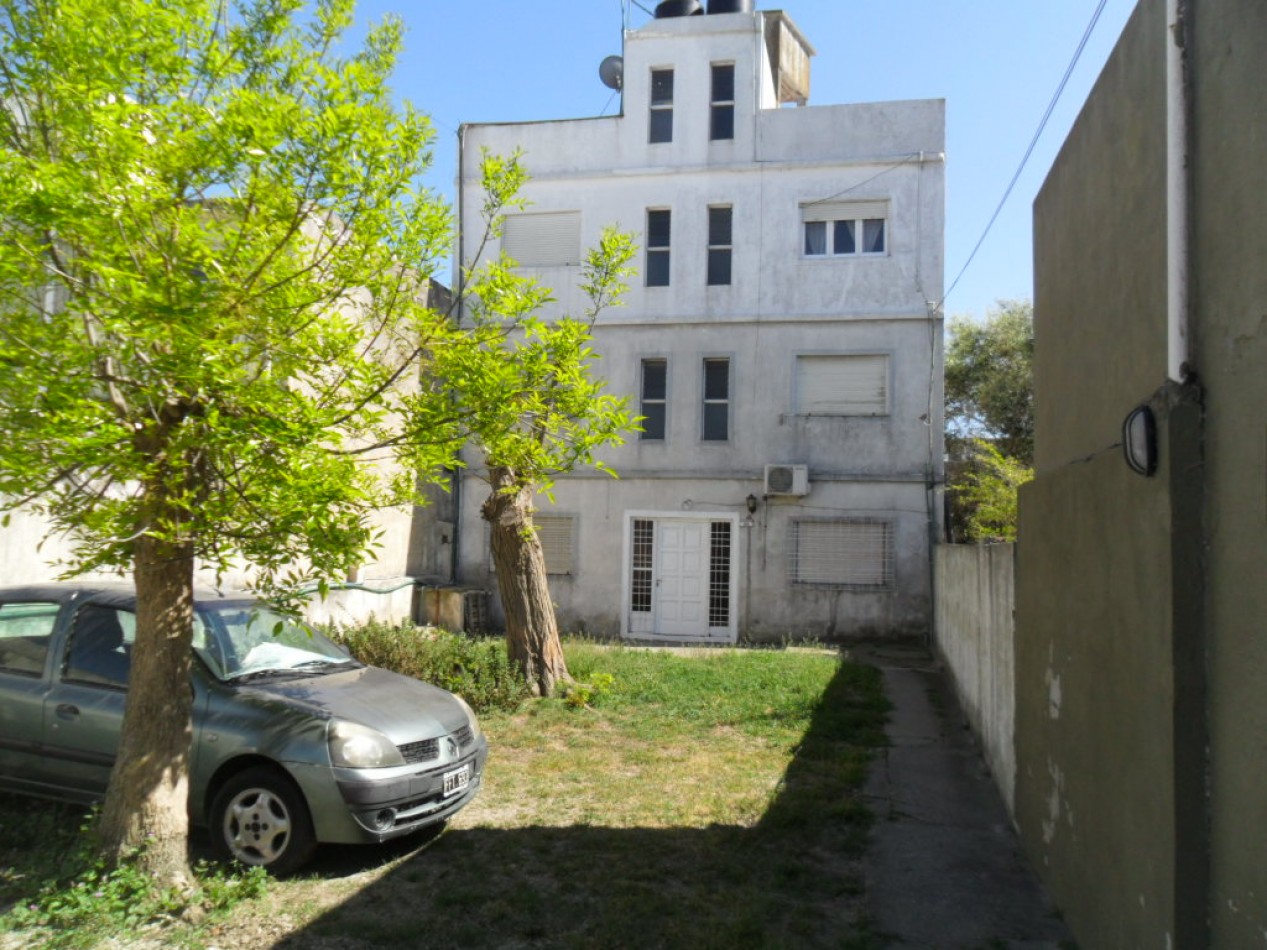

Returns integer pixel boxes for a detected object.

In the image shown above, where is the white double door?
[626,516,736,642]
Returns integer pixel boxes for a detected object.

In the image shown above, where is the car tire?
[209,766,317,876]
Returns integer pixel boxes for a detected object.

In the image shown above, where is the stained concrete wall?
[1019,0,1267,946]
[1018,1,1188,946]
[933,543,1016,812]
[1192,0,1267,942]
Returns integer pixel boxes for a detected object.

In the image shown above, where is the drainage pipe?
[1166,0,1193,382]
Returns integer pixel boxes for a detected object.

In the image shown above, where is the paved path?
[855,644,1074,949]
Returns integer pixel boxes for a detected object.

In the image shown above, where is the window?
[631,519,654,613]
[488,514,575,575]
[709,522,732,626]
[640,358,667,440]
[535,515,576,575]
[64,605,131,689]
[649,68,674,143]
[707,206,732,286]
[802,200,888,257]
[0,601,58,676]
[501,212,582,267]
[646,209,671,287]
[710,64,735,141]
[701,358,729,441]
[795,354,889,416]
[788,519,893,588]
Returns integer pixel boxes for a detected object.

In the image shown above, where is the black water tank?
[655,0,704,17]
[707,0,754,12]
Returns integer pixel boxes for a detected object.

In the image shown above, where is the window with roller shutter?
[794,354,889,416]
[500,212,582,268]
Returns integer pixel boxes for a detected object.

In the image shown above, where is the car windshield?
[196,604,357,682]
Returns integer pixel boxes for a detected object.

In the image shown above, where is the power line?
[939,0,1110,311]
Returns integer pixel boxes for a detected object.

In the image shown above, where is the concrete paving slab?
[853,645,1074,949]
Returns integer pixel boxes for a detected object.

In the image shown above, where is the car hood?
[236,666,470,744]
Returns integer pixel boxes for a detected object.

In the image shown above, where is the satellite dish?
[599,55,624,91]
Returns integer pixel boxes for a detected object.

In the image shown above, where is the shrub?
[328,620,528,713]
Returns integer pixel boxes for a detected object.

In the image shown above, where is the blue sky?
[349,0,1138,322]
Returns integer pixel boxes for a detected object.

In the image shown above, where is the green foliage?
[0,805,267,948]
[328,619,529,712]
[951,438,1033,542]
[945,300,1035,465]
[0,0,460,597]
[557,671,615,708]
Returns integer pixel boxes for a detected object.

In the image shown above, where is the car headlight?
[328,720,405,769]
[453,694,483,742]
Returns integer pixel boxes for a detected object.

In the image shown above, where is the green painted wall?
[1193,0,1267,943]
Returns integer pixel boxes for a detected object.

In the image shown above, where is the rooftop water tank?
[654,0,704,17]
[707,0,754,12]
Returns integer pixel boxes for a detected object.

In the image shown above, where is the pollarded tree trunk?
[481,466,570,697]
[97,525,196,890]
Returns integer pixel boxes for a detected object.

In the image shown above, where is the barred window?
[709,522,731,627]
[631,519,654,613]
[788,519,893,588]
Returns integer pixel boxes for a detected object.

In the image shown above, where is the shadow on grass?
[273,658,889,950]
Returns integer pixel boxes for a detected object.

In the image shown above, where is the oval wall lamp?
[1122,405,1158,477]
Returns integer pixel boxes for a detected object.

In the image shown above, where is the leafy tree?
[0,0,459,886]
[945,300,1034,465]
[949,439,1032,542]
[442,152,638,697]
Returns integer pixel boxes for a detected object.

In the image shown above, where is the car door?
[39,602,132,798]
[0,599,64,794]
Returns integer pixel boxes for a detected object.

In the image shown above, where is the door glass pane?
[631,519,654,613]
[64,606,131,689]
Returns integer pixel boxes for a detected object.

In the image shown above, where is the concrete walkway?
[854,644,1074,949]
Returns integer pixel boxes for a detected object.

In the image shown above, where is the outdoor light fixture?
[1122,405,1158,477]
[746,493,759,514]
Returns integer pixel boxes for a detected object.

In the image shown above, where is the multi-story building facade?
[451,1,944,643]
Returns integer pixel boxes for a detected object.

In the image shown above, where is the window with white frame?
[489,514,575,575]
[802,200,888,257]
[649,68,674,144]
[707,205,732,286]
[500,212,582,267]
[710,63,735,141]
[788,519,893,588]
[795,354,889,416]
[646,209,671,287]
[701,357,729,441]
[640,357,667,440]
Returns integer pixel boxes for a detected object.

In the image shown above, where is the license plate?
[443,764,470,797]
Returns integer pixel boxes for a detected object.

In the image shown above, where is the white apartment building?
[451,1,945,643]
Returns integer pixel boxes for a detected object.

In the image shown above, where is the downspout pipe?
[1166,0,1193,382]
[450,124,467,586]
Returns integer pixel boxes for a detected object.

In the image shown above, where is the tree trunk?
[97,528,196,890]
[481,466,570,697]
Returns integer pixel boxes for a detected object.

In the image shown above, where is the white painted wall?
[455,8,945,642]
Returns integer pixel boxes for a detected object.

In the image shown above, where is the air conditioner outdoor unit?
[764,463,810,496]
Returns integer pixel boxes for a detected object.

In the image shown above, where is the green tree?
[945,299,1034,465]
[443,152,638,697]
[951,439,1033,542]
[0,0,459,886]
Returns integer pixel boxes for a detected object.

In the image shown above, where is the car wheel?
[210,766,317,876]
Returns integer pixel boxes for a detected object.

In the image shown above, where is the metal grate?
[788,518,893,589]
[631,519,654,613]
[453,725,474,749]
[398,738,439,764]
[462,590,488,634]
[709,521,731,627]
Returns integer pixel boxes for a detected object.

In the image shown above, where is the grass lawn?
[0,641,888,949]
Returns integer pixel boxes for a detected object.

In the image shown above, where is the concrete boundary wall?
[933,543,1016,813]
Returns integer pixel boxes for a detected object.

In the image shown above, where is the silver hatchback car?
[0,583,488,874]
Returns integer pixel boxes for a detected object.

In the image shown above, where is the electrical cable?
[939,0,1110,310]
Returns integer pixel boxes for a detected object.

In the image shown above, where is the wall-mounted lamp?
[1122,405,1158,477]
[746,493,759,514]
